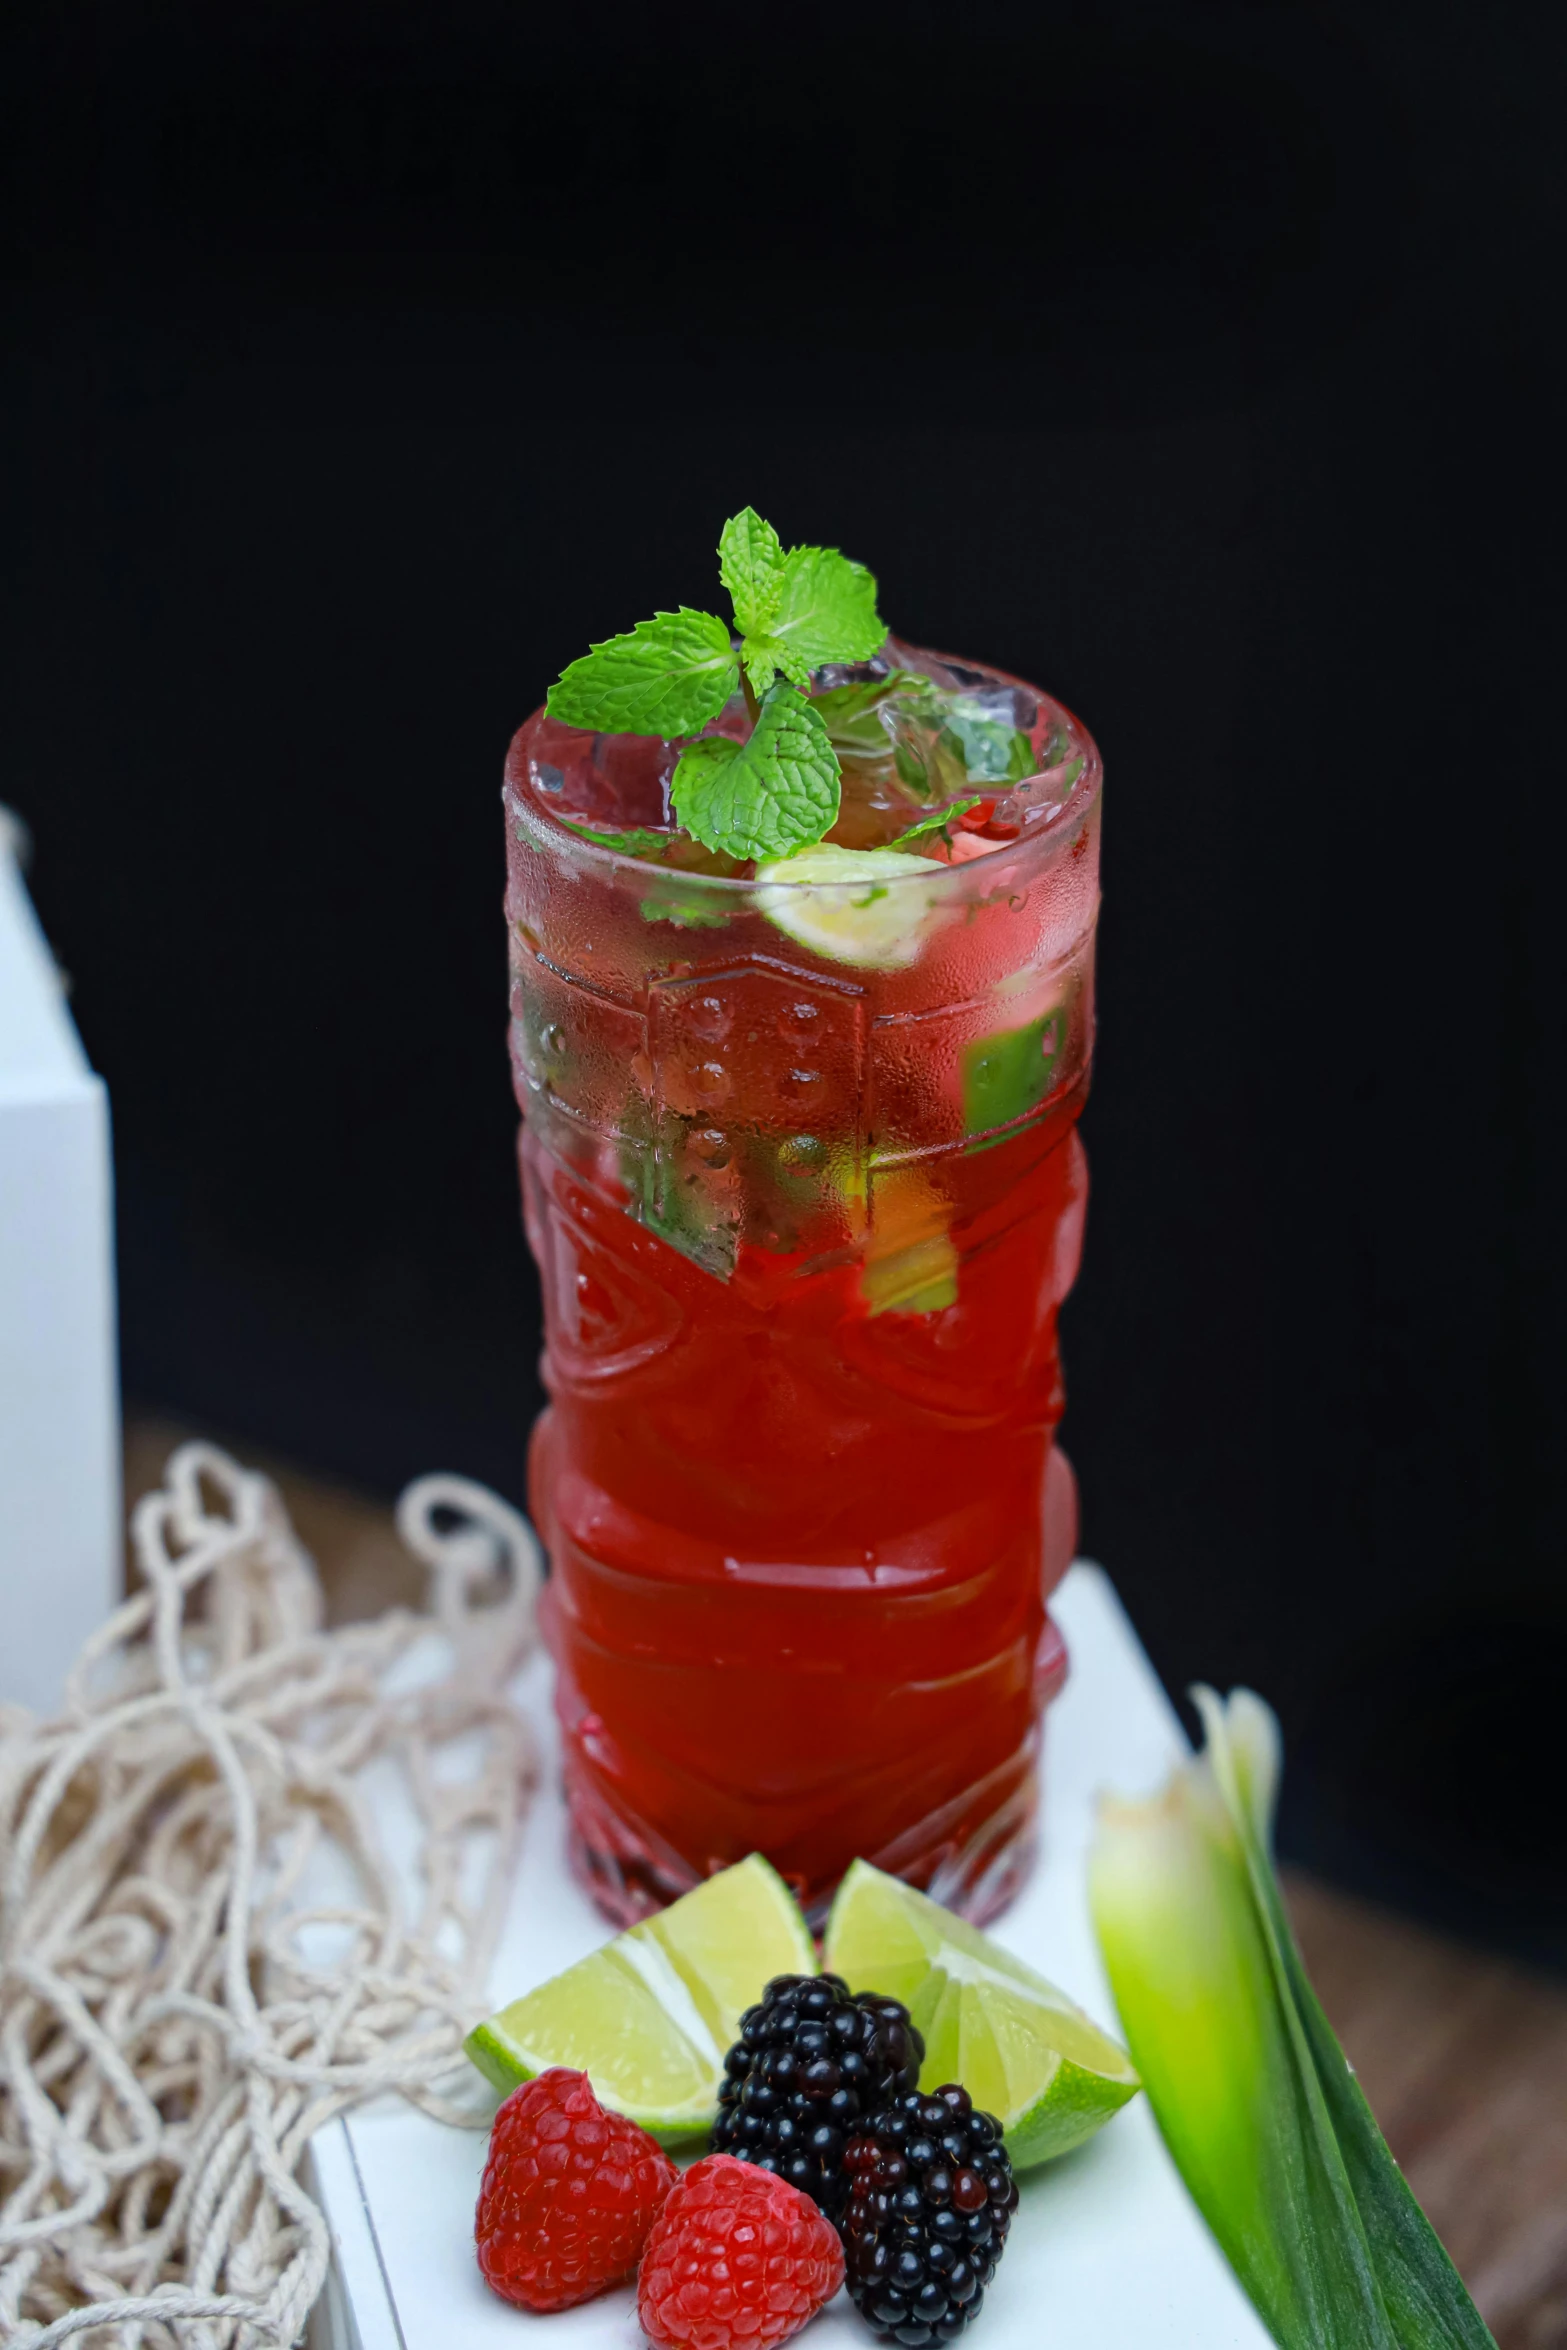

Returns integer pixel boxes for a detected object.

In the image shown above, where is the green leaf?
[811,671,930,757]
[718,508,785,639]
[546,608,738,737]
[740,635,782,700]
[1194,1690,1497,2350]
[893,735,933,799]
[896,797,982,852]
[639,894,730,930]
[765,544,886,685]
[558,818,677,857]
[671,683,841,860]
[1292,1971,1493,2350]
[962,1009,1065,1139]
[938,699,1037,787]
[1091,1692,1497,2350]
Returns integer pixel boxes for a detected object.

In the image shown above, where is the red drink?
[505,642,1101,1927]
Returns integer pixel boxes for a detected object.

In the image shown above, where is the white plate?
[308,1563,1271,2350]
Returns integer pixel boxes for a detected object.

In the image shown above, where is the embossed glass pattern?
[504,652,1102,1928]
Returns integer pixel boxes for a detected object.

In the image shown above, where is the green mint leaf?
[938,699,1037,787]
[766,544,886,684]
[741,636,781,699]
[546,608,738,737]
[812,670,929,756]
[893,736,933,798]
[670,683,841,860]
[558,818,677,857]
[639,893,730,930]
[718,508,785,639]
[963,1008,1067,1142]
[897,797,982,850]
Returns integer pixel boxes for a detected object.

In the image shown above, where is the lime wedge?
[824,1859,1139,2169]
[754,844,947,970]
[465,1853,816,2141]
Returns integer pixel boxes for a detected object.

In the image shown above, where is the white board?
[309,1563,1272,2350]
[0,811,119,1715]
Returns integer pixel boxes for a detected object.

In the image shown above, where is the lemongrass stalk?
[1090,1687,1494,2350]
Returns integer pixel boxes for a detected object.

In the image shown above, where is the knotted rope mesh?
[0,1443,541,2349]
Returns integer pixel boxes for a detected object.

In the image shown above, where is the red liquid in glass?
[506,653,1100,1927]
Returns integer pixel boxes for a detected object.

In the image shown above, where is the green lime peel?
[1089,1686,1495,2350]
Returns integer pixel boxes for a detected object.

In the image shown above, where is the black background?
[4,2,1563,1962]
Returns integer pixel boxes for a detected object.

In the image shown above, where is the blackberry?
[840,2086,1018,2345]
[712,1974,924,2218]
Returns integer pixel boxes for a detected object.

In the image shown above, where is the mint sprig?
[738,540,885,700]
[671,683,839,860]
[546,608,737,739]
[717,508,785,640]
[544,508,887,860]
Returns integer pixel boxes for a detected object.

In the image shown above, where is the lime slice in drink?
[824,1859,1139,2168]
[754,844,946,970]
[465,1852,816,2141]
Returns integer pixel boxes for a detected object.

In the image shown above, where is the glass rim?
[507,662,1103,896]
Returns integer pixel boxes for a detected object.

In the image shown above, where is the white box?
[0,808,120,1714]
[310,1565,1272,2350]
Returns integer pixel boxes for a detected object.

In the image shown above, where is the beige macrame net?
[0,1443,541,2350]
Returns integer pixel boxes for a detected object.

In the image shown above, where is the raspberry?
[474,2067,678,2312]
[638,2152,846,2350]
[713,1973,924,2217]
[840,2085,1019,2344]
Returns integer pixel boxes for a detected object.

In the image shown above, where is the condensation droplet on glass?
[687,993,731,1042]
[780,1001,821,1037]
[778,1135,826,1172]
[690,1128,731,1169]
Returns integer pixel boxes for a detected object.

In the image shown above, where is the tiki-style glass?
[504,643,1101,1928]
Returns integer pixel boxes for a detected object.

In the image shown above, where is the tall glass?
[504,647,1101,1928]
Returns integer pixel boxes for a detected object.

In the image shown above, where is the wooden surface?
[124,1415,1567,2350]
[1287,1880,1567,2350]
